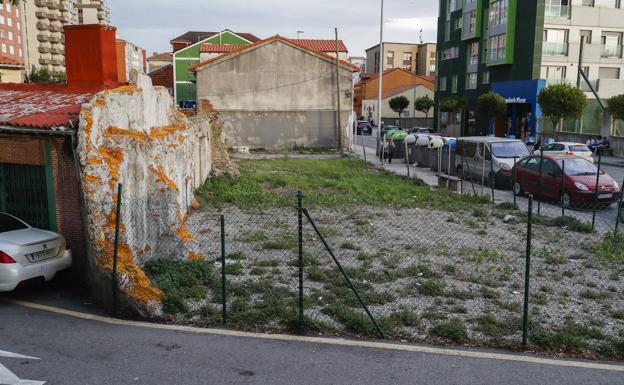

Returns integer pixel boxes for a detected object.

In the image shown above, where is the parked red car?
[512,154,621,208]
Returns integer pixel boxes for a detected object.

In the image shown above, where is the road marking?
[4,298,624,373]
[0,349,45,385]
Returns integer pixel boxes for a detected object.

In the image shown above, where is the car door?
[540,159,563,200]
[519,157,541,195]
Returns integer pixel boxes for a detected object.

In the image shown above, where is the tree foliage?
[439,96,466,113]
[26,65,66,84]
[414,95,435,119]
[538,83,587,131]
[607,94,624,122]
[389,96,410,118]
[477,92,507,120]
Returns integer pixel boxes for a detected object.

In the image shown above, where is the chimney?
[64,24,120,90]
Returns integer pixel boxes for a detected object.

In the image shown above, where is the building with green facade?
[171,30,261,107]
[435,0,624,144]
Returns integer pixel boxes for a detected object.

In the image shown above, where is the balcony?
[542,42,569,56]
[50,35,63,44]
[47,12,59,21]
[34,0,47,6]
[545,4,570,19]
[38,46,51,54]
[581,79,600,93]
[36,21,50,30]
[39,58,51,65]
[37,33,50,42]
[601,45,623,59]
[35,10,48,18]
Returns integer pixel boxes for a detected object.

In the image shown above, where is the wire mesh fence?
[110,165,624,356]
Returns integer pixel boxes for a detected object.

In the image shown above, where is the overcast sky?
[108,0,439,57]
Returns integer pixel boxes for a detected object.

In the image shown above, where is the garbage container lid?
[405,134,417,145]
[390,130,409,140]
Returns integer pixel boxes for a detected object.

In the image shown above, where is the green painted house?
[171,30,261,106]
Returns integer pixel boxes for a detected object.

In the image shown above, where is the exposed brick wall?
[49,137,86,272]
[148,64,173,94]
[0,135,45,166]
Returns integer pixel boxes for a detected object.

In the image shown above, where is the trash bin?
[405,135,417,164]
[427,137,444,171]
[415,135,430,167]
[390,130,409,159]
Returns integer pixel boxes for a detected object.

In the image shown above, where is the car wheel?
[562,192,572,208]
[513,181,524,196]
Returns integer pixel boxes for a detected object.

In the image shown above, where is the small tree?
[389,96,410,127]
[607,94,624,121]
[414,95,435,126]
[538,83,587,133]
[26,65,66,84]
[477,92,507,135]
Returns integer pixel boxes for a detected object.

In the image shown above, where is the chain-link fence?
[110,170,624,356]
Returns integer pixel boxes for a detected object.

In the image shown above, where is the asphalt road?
[356,131,624,229]
[1,298,623,385]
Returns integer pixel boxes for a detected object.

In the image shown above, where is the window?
[580,30,592,45]
[439,76,447,91]
[543,29,569,56]
[0,15,4,25]
[598,67,620,79]
[468,41,479,65]
[18,48,22,57]
[545,0,570,18]
[0,213,28,233]
[490,0,508,27]
[7,17,11,27]
[8,31,12,41]
[403,52,412,63]
[541,66,567,84]
[489,34,507,62]
[442,46,459,60]
[466,73,477,89]
[601,32,623,58]
[452,75,458,93]
[1,44,5,54]
[387,51,395,66]
[482,71,490,84]
[581,0,595,6]
[9,45,13,55]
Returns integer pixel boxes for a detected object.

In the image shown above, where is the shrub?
[431,318,468,342]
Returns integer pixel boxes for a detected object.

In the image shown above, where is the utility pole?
[576,36,585,89]
[377,0,385,163]
[335,28,342,150]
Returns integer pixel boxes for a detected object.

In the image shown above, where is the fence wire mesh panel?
[117,147,624,357]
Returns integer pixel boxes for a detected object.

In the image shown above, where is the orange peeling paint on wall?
[188,251,205,261]
[150,123,188,140]
[148,164,178,191]
[97,146,124,191]
[104,126,150,143]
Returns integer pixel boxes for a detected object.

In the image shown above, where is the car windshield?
[0,213,28,233]
[490,142,530,158]
[556,158,601,176]
[569,145,591,152]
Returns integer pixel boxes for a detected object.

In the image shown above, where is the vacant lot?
[145,156,624,359]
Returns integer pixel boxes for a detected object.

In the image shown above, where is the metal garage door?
[0,163,51,230]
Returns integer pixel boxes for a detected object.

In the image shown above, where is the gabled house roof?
[0,83,97,130]
[170,30,261,45]
[147,52,173,63]
[287,39,348,53]
[190,35,361,73]
[380,84,428,99]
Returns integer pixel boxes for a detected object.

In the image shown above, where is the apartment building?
[365,42,437,77]
[435,0,624,141]
[116,39,146,83]
[0,1,24,66]
[75,0,110,25]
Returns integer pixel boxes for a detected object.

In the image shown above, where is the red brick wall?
[0,134,86,272]
[149,65,173,93]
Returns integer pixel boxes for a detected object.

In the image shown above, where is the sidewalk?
[352,144,439,187]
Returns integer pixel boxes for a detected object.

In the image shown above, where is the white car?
[0,212,72,292]
[535,142,594,163]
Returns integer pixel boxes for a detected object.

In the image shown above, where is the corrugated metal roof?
[0,84,96,129]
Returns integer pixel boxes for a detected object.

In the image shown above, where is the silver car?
[0,212,72,292]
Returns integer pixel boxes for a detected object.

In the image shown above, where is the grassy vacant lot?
[146,156,624,359]
[196,156,488,210]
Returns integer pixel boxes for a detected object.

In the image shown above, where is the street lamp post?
[377,0,384,165]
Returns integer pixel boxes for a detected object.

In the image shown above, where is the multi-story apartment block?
[75,0,110,25]
[0,1,25,65]
[365,42,437,77]
[22,0,79,72]
[436,0,624,143]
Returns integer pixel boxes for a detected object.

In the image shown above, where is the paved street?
[0,291,623,385]
[354,130,624,230]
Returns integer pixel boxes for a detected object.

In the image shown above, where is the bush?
[592,233,624,261]
[431,318,468,342]
[418,279,446,296]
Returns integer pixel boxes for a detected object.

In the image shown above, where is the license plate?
[29,249,55,262]
[599,193,613,199]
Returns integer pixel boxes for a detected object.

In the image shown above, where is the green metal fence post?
[512,156,517,208]
[490,149,495,204]
[592,152,602,230]
[537,150,543,215]
[297,191,304,333]
[302,208,385,339]
[522,195,534,347]
[561,159,566,217]
[615,177,624,237]
[111,183,122,316]
[221,214,227,325]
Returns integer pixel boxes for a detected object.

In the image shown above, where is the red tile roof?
[357,68,435,91]
[147,52,173,62]
[190,35,360,73]
[170,31,261,44]
[0,54,24,67]
[0,83,97,129]
[200,44,248,53]
[288,39,348,53]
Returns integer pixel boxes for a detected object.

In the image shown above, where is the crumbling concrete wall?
[78,74,213,316]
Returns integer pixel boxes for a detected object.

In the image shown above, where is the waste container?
[425,137,444,170]
[389,130,409,159]
[415,135,430,167]
[405,135,417,164]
